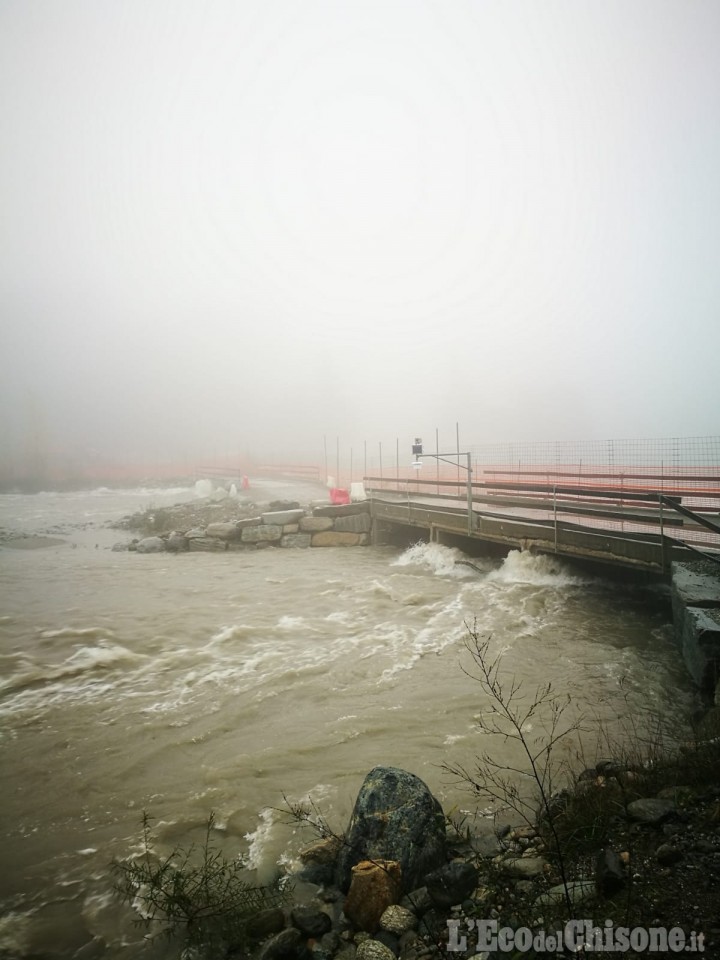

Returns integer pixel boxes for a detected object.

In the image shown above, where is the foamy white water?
[0,484,695,958]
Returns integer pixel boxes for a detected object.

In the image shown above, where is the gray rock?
[335,949,357,960]
[656,843,683,865]
[311,531,364,547]
[166,531,189,552]
[269,500,301,511]
[135,537,166,553]
[236,516,262,528]
[188,537,227,552]
[242,524,282,543]
[320,932,341,955]
[425,861,478,909]
[626,798,676,825]
[290,905,332,938]
[184,527,207,539]
[500,857,547,878]
[671,561,720,608]
[257,928,303,960]
[379,905,417,935]
[111,542,128,552]
[595,847,625,896]
[373,931,399,957]
[472,832,504,859]
[533,879,597,909]
[335,766,446,894]
[205,522,241,540]
[281,534,312,549]
[677,607,720,692]
[262,509,305,526]
[596,758,625,778]
[246,906,286,940]
[299,517,335,533]
[356,941,396,960]
[334,513,372,534]
[400,887,433,916]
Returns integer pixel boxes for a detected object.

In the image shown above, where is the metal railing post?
[466,452,473,535]
[553,484,558,552]
[659,493,666,572]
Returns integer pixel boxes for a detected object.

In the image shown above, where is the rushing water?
[0,483,696,958]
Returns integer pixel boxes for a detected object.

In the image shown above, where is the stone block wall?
[129,501,372,554]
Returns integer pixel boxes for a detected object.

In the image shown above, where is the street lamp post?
[411,439,473,535]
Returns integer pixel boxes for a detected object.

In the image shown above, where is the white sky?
[1,1,719,469]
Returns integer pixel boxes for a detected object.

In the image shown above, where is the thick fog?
[1,1,719,479]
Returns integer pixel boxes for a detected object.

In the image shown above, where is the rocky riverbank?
[116,753,720,960]
[112,496,372,553]
[237,757,720,960]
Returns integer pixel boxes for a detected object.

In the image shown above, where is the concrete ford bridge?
[365,466,720,575]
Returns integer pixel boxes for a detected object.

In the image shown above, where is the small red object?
[329,487,350,505]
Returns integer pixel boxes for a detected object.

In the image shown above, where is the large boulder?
[281,534,312,549]
[205,522,241,540]
[135,537,166,554]
[242,524,282,543]
[299,517,334,533]
[262,509,305,526]
[335,767,446,894]
[188,537,228,552]
[166,531,189,552]
[311,531,364,547]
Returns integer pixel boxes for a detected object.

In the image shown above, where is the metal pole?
[466,452,473,534]
[336,436,339,487]
[436,427,439,494]
[456,421,461,487]
[553,484,558,552]
[659,493,665,572]
[364,440,367,479]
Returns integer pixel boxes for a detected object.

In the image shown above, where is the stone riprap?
[671,560,720,693]
[125,500,371,554]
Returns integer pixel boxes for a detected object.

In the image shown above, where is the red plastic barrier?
[329,487,350,505]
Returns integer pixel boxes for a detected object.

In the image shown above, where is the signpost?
[411,438,473,535]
